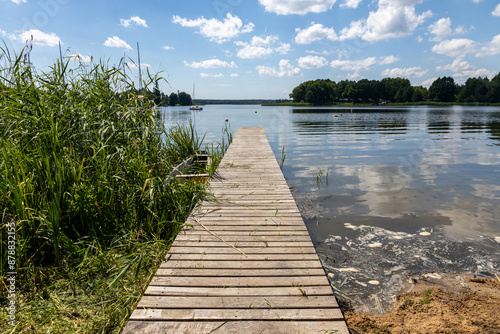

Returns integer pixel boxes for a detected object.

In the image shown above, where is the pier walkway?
[123,127,348,334]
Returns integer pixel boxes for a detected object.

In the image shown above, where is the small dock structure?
[123,127,348,333]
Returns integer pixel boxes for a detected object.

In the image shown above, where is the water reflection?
[158,105,500,314]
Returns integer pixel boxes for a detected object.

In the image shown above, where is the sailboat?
[190,83,203,110]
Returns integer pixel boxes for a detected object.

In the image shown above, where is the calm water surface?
[160,105,500,313]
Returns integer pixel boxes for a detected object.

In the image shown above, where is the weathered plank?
[123,321,349,334]
[123,127,347,334]
[137,295,339,309]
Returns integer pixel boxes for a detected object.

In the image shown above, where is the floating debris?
[368,280,380,285]
[420,231,431,236]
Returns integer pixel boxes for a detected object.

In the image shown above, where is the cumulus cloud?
[493,4,500,17]
[431,38,476,57]
[339,1,432,42]
[256,59,302,77]
[120,16,148,28]
[436,58,474,72]
[379,55,399,65]
[437,58,495,80]
[428,18,452,42]
[184,59,237,69]
[69,53,92,63]
[330,57,377,71]
[19,29,61,47]
[297,55,328,69]
[200,73,224,78]
[340,0,362,8]
[428,17,467,42]
[230,73,239,77]
[258,0,337,15]
[477,34,500,56]
[235,35,290,59]
[126,62,151,70]
[104,36,132,50]
[163,45,175,50]
[381,66,428,78]
[295,23,338,44]
[11,0,26,4]
[172,13,254,44]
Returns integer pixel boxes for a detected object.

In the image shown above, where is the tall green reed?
[0,45,209,274]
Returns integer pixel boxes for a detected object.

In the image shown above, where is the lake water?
[160,105,500,314]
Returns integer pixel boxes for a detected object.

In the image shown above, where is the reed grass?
[0,45,231,333]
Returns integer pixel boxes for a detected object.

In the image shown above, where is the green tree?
[489,72,500,103]
[429,77,457,102]
[457,77,490,102]
[178,91,192,106]
[169,92,179,106]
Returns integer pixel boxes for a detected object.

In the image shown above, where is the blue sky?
[1,0,499,99]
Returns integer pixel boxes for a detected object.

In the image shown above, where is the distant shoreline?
[261,101,500,107]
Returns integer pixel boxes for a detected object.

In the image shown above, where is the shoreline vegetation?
[262,101,500,107]
[0,47,231,333]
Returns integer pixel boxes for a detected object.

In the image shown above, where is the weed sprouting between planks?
[0,45,231,333]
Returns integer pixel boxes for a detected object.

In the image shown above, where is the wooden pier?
[123,127,348,334]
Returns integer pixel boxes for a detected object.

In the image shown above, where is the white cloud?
[11,0,26,4]
[256,59,302,77]
[120,16,148,28]
[436,58,474,72]
[69,53,92,63]
[379,55,399,65]
[126,62,151,69]
[162,45,175,51]
[493,4,500,17]
[258,0,337,15]
[477,34,500,56]
[230,73,239,77]
[0,29,16,41]
[172,13,254,44]
[184,59,237,69]
[235,35,290,59]
[19,29,61,47]
[340,0,363,9]
[428,18,452,42]
[347,71,363,80]
[382,66,428,78]
[295,23,338,44]
[431,38,476,57]
[435,58,495,80]
[339,1,432,42]
[330,57,377,71]
[104,36,132,50]
[200,73,224,78]
[421,77,437,88]
[298,55,328,69]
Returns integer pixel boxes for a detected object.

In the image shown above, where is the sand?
[343,273,500,334]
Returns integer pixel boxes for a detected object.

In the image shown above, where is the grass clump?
[0,45,229,333]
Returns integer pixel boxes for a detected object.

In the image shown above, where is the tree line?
[290,74,500,104]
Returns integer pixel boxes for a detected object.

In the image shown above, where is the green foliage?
[0,45,232,332]
[290,72,500,104]
[429,76,457,102]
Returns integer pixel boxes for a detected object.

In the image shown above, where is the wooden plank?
[167,247,317,254]
[169,241,315,248]
[167,253,320,261]
[123,321,349,334]
[149,276,329,287]
[129,308,344,321]
[144,285,335,297]
[173,235,312,242]
[137,295,339,309]
[161,260,323,269]
[155,268,326,277]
